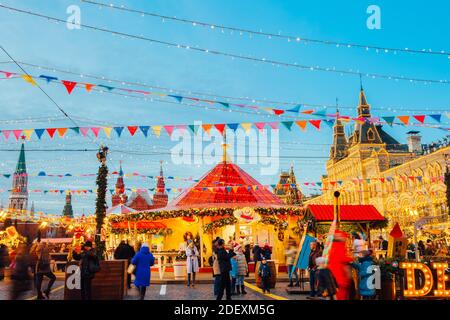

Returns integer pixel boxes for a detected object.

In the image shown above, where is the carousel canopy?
[106,204,136,215]
[306,205,385,222]
[167,161,284,210]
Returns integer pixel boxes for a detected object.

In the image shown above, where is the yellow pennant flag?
[152,126,162,137]
[103,127,112,138]
[240,123,253,133]
[23,129,34,140]
[232,186,239,193]
[22,75,37,86]
[57,128,68,138]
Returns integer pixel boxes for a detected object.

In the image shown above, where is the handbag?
[127,263,136,274]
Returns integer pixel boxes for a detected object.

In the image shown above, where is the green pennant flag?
[70,127,80,134]
[188,125,200,135]
[382,116,395,127]
[281,121,294,130]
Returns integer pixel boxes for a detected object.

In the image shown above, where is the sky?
[0,0,449,215]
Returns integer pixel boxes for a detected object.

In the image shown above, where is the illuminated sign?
[400,262,450,298]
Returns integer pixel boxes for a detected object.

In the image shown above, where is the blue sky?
[0,0,449,215]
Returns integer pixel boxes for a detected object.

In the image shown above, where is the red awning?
[306,205,385,222]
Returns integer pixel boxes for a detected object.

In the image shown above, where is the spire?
[330,100,348,162]
[62,190,74,217]
[358,79,370,117]
[221,130,230,163]
[119,161,123,177]
[16,140,27,174]
[159,160,164,177]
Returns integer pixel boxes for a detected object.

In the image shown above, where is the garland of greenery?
[445,170,450,214]
[203,217,237,234]
[258,216,289,231]
[109,207,303,223]
[95,162,108,260]
[110,228,173,236]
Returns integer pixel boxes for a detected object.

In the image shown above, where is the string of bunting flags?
[0,175,444,195]
[0,115,448,142]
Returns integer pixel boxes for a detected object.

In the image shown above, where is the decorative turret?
[152,161,168,209]
[330,109,349,162]
[273,165,303,205]
[62,191,74,218]
[111,162,128,206]
[8,139,28,213]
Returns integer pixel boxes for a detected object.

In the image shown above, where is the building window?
[367,129,375,141]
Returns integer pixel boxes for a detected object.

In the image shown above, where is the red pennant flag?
[127,126,138,136]
[91,127,101,137]
[301,109,315,115]
[267,122,279,130]
[2,130,11,140]
[46,128,57,138]
[309,120,321,130]
[214,124,226,135]
[13,130,22,140]
[61,80,77,94]
[164,126,175,137]
[1,71,14,78]
[413,115,425,124]
[273,109,285,116]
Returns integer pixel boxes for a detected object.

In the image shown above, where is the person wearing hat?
[72,240,100,300]
[216,238,233,300]
[234,245,248,294]
[131,243,155,300]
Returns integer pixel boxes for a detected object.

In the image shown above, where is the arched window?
[367,128,375,141]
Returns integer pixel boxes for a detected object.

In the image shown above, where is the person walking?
[315,257,338,300]
[262,244,272,260]
[235,245,248,294]
[35,240,56,300]
[9,243,32,300]
[73,241,100,300]
[114,240,135,289]
[258,258,272,294]
[252,244,262,262]
[285,242,298,287]
[186,239,199,287]
[229,249,238,295]
[244,244,251,277]
[216,239,232,300]
[308,241,321,297]
[131,243,155,300]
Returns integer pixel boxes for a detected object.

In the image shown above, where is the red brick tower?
[111,162,128,206]
[152,161,168,209]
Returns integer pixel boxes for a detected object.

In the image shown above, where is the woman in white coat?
[186,239,200,287]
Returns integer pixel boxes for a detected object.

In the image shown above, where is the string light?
[1,4,449,85]
[81,0,450,59]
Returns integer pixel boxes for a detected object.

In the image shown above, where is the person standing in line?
[234,245,248,294]
[258,258,272,294]
[0,244,9,281]
[131,243,155,300]
[114,240,135,289]
[186,239,199,287]
[216,239,232,300]
[315,257,338,300]
[35,240,56,300]
[252,244,262,262]
[243,244,251,277]
[352,250,376,300]
[229,249,238,295]
[308,241,321,297]
[73,241,100,300]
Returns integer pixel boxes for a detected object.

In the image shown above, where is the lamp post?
[333,191,341,229]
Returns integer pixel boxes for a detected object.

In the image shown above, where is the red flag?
[91,127,101,137]
[61,80,77,94]
[273,109,285,115]
[46,128,57,138]
[214,124,226,135]
[309,120,321,130]
[413,115,425,124]
[127,126,138,136]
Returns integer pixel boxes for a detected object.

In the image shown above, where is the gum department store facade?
[305,86,449,233]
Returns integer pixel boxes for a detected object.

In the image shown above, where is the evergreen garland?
[95,162,108,260]
[445,170,450,215]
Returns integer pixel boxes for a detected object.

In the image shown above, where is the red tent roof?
[168,161,284,209]
[307,205,385,222]
[389,222,404,238]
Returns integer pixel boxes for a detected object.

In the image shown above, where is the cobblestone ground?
[0,276,309,300]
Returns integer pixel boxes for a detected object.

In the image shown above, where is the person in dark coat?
[262,244,272,260]
[258,258,272,293]
[352,250,376,299]
[308,241,321,297]
[131,243,155,300]
[35,241,56,300]
[315,257,338,300]
[216,239,232,300]
[9,243,32,300]
[114,241,135,289]
[378,236,388,251]
[0,244,9,281]
[244,244,251,276]
[72,241,100,300]
[252,244,262,262]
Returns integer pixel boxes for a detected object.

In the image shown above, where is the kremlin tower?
[62,191,74,218]
[111,162,128,206]
[153,161,169,209]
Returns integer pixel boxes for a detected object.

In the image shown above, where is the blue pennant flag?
[313,108,327,117]
[114,127,124,137]
[38,171,46,176]
[287,104,302,113]
[429,114,442,123]
[218,102,230,108]
[325,119,335,127]
[139,126,150,137]
[227,123,239,131]
[382,116,395,126]
[34,129,46,140]
[39,75,58,83]
[168,95,183,103]
[98,84,115,91]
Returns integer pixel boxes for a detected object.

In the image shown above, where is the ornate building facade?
[305,87,449,231]
[62,192,74,218]
[273,165,303,205]
[111,162,168,211]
